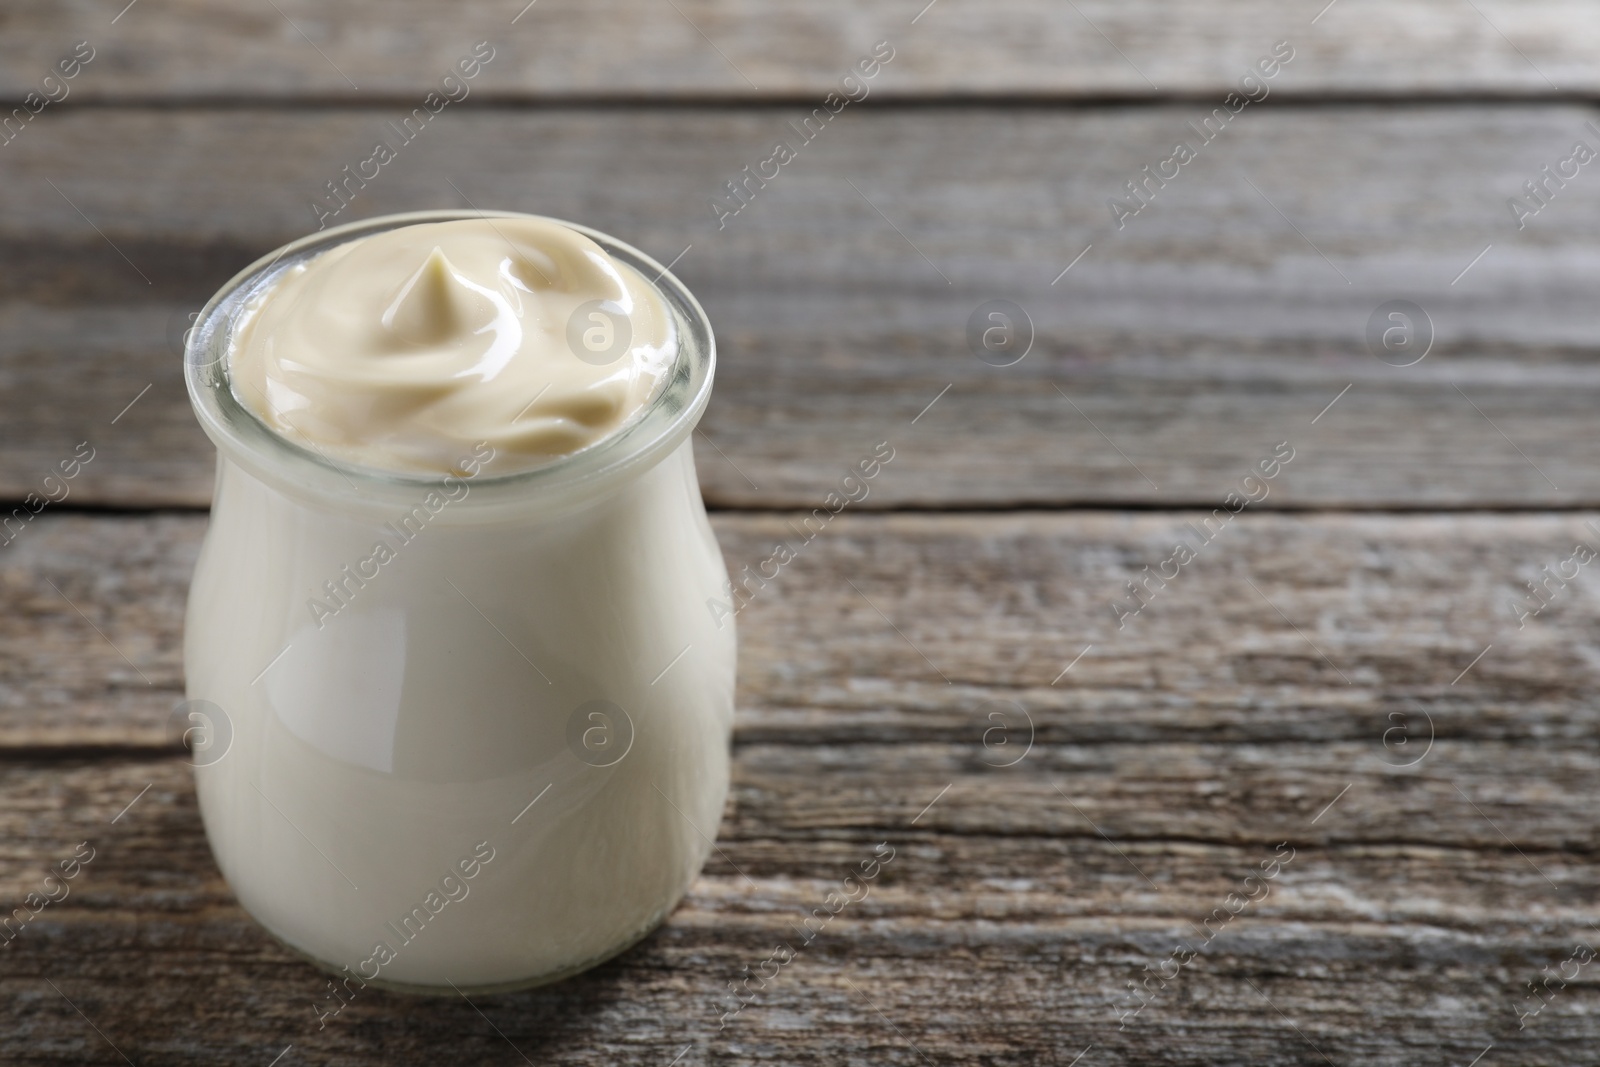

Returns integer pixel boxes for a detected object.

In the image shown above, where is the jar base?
[265,906,674,998]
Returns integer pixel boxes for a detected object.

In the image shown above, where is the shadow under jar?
[181,211,735,993]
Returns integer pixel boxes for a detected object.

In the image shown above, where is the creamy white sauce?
[229,217,674,473]
[186,216,734,992]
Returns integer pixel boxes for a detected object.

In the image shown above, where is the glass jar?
[182,211,735,993]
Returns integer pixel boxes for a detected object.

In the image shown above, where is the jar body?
[183,439,735,992]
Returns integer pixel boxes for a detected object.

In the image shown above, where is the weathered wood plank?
[0,747,1595,1065]
[8,757,1597,915]
[6,511,1599,758]
[2,0,1596,101]
[4,106,1600,507]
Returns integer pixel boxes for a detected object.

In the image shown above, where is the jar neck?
[213,434,704,529]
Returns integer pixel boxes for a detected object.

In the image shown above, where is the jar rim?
[184,210,715,512]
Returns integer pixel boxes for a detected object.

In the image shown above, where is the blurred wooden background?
[3,1,1599,1063]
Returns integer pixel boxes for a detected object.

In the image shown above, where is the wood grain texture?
[6,512,1598,1059]
[4,106,1600,508]
[2,0,1597,101]
[5,386,1600,1062]
[6,5,1596,1061]
[0,743,1596,1062]
[8,510,1600,758]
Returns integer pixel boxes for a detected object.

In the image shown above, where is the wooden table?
[4,2,1600,1063]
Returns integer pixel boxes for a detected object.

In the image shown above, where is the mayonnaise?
[228,217,675,474]
[183,212,733,993]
